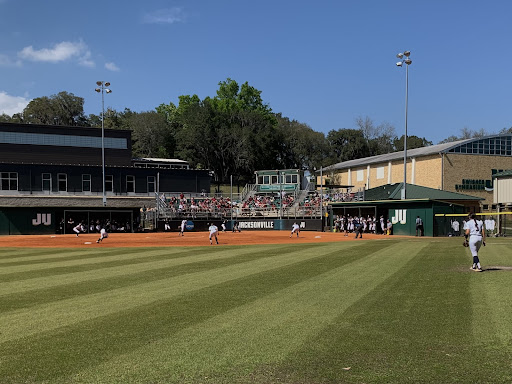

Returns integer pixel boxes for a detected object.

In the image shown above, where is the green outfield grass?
[0,237,511,383]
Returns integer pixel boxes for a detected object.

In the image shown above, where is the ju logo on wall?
[32,213,52,226]
[391,209,407,225]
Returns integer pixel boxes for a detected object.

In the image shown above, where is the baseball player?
[208,223,219,245]
[96,227,109,243]
[179,219,187,236]
[465,213,485,271]
[73,222,84,237]
[290,222,300,238]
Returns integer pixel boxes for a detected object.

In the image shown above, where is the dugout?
[328,183,482,236]
[0,207,138,235]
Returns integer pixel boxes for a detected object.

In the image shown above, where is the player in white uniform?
[73,223,84,237]
[208,223,219,245]
[179,219,187,236]
[290,222,300,238]
[96,228,109,243]
[465,213,485,271]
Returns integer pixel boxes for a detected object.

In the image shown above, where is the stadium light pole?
[396,51,412,200]
[279,171,283,220]
[95,81,112,207]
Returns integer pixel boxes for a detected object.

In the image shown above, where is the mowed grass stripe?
[0,247,92,262]
[70,241,426,384]
[270,240,512,384]
[0,247,155,266]
[0,242,382,344]
[470,239,512,346]
[0,246,231,281]
[0,241,398,383]
[0,244,325,311]
[0,244,321,297]
[0,247,89,260]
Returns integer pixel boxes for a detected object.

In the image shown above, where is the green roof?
[363,183,482,201]
[492,170,512,178]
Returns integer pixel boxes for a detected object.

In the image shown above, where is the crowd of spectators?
[155,189,362,219]
[161,193,235,218]
[240,193,295,212]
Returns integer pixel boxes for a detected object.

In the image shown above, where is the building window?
[0,131,127,149]
[105,175,113,192]
[376,166,385,180]
[42,173,51,191]
[57,173,67,192]
[448,136,512,156]
[356,169,364,182]
[147,176,156,193]
[1,172,18,191]
[126,175,135,193]
[82,174,91,192]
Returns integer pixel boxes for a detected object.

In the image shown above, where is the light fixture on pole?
[95,81,112,207]
[396,51,412,200]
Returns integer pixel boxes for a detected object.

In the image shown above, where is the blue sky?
[1,0,511,144]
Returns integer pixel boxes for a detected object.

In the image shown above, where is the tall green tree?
[22,91,86,126]
[393,135,433,151]
[326,128,370,164]
[171,79,280,184]
[130,111,172,158]
[0,114,12,123]
[275,113,328,172]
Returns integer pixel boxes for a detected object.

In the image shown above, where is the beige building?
[493,170,512,208]
[322,134,512,211]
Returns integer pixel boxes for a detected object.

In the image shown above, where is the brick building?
[322,134,512,211]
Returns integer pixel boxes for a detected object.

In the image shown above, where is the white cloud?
[17,41,94,66]
[0,53,22,67]
[105,62,120,71]
[143,7,185,24]
[78,50,95,68]
[0,91,31,115]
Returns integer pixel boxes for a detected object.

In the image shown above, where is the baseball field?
[0,232,511,383]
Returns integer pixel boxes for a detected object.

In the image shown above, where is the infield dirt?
[0,231,397,248]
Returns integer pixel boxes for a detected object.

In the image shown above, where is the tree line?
[2,78,509,184]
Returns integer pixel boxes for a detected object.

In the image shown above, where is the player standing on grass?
[290,222,300,238]
[465,213,485,271]
[208,223,219,245]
